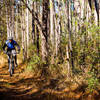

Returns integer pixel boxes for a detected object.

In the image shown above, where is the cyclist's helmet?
[8,37,13,42]
[8,36,13,40]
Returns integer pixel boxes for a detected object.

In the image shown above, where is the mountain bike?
[7,50,18,77]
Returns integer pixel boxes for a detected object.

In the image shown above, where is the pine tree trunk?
[32,1,35,44]
[65,0,71,77]
[50,0,54,46]
[15,3,18,39]
[6,6,10,38]
[11,0,14,38]
[54,0,60,57]
[36,2,40,55]
[41,0,49,62]
[67,0,74,73]
[21,2,25,61]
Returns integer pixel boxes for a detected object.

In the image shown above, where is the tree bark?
[26,0,29,58]
[32,1,35,44]
[67,0,74,73]
[50,0,54,46]
[41,0,49,62]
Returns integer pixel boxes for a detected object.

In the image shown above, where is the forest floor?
[0,54,100,100]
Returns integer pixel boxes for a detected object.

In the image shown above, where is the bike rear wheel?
[10,68,14,77]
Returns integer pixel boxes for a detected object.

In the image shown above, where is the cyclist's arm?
[16,43,20,52]
[3,43,7,53]
[3,43,7,51]
[14,41,20,52]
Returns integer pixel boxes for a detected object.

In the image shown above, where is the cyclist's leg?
[15,55,18,67]
[7,53,11,72]
[12,55,14,70]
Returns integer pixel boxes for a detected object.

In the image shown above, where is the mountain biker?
[3,37,20,69]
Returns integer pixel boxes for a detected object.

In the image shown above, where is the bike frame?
[7,50,17,76]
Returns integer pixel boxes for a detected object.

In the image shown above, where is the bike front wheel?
[9,63,14,77]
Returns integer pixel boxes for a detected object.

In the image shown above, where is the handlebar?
[4,50,20,55]
[6,52,19,55]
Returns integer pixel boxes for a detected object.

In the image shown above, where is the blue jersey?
[3,39,20,52]
[5,40,17,50]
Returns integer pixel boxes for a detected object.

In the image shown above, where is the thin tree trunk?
[36,25,39,55]
[66,45,70,77]
[95,0,99,26]
[50,0,54,46]
[9,1,12,37]
[26,0,29,58]
[15,3,18,39]
[11,0,14,38]
[54,0,61,57]
[32,1,35,44]
[6,6,10,38]
[67,0,74,73]
[21,2,25,61]
[63,0,70,77]
[55,15,58,56]
[36,2,40,55]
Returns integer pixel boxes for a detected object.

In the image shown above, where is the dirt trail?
[0,55,57,100]
[0,55,35,100]
[0,55,79,100]
[0,55,100,100]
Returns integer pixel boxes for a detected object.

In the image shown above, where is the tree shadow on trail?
[0,79,56,100]
[0,76,100,100]
[0,84,72,100]
[0,76,68,100]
